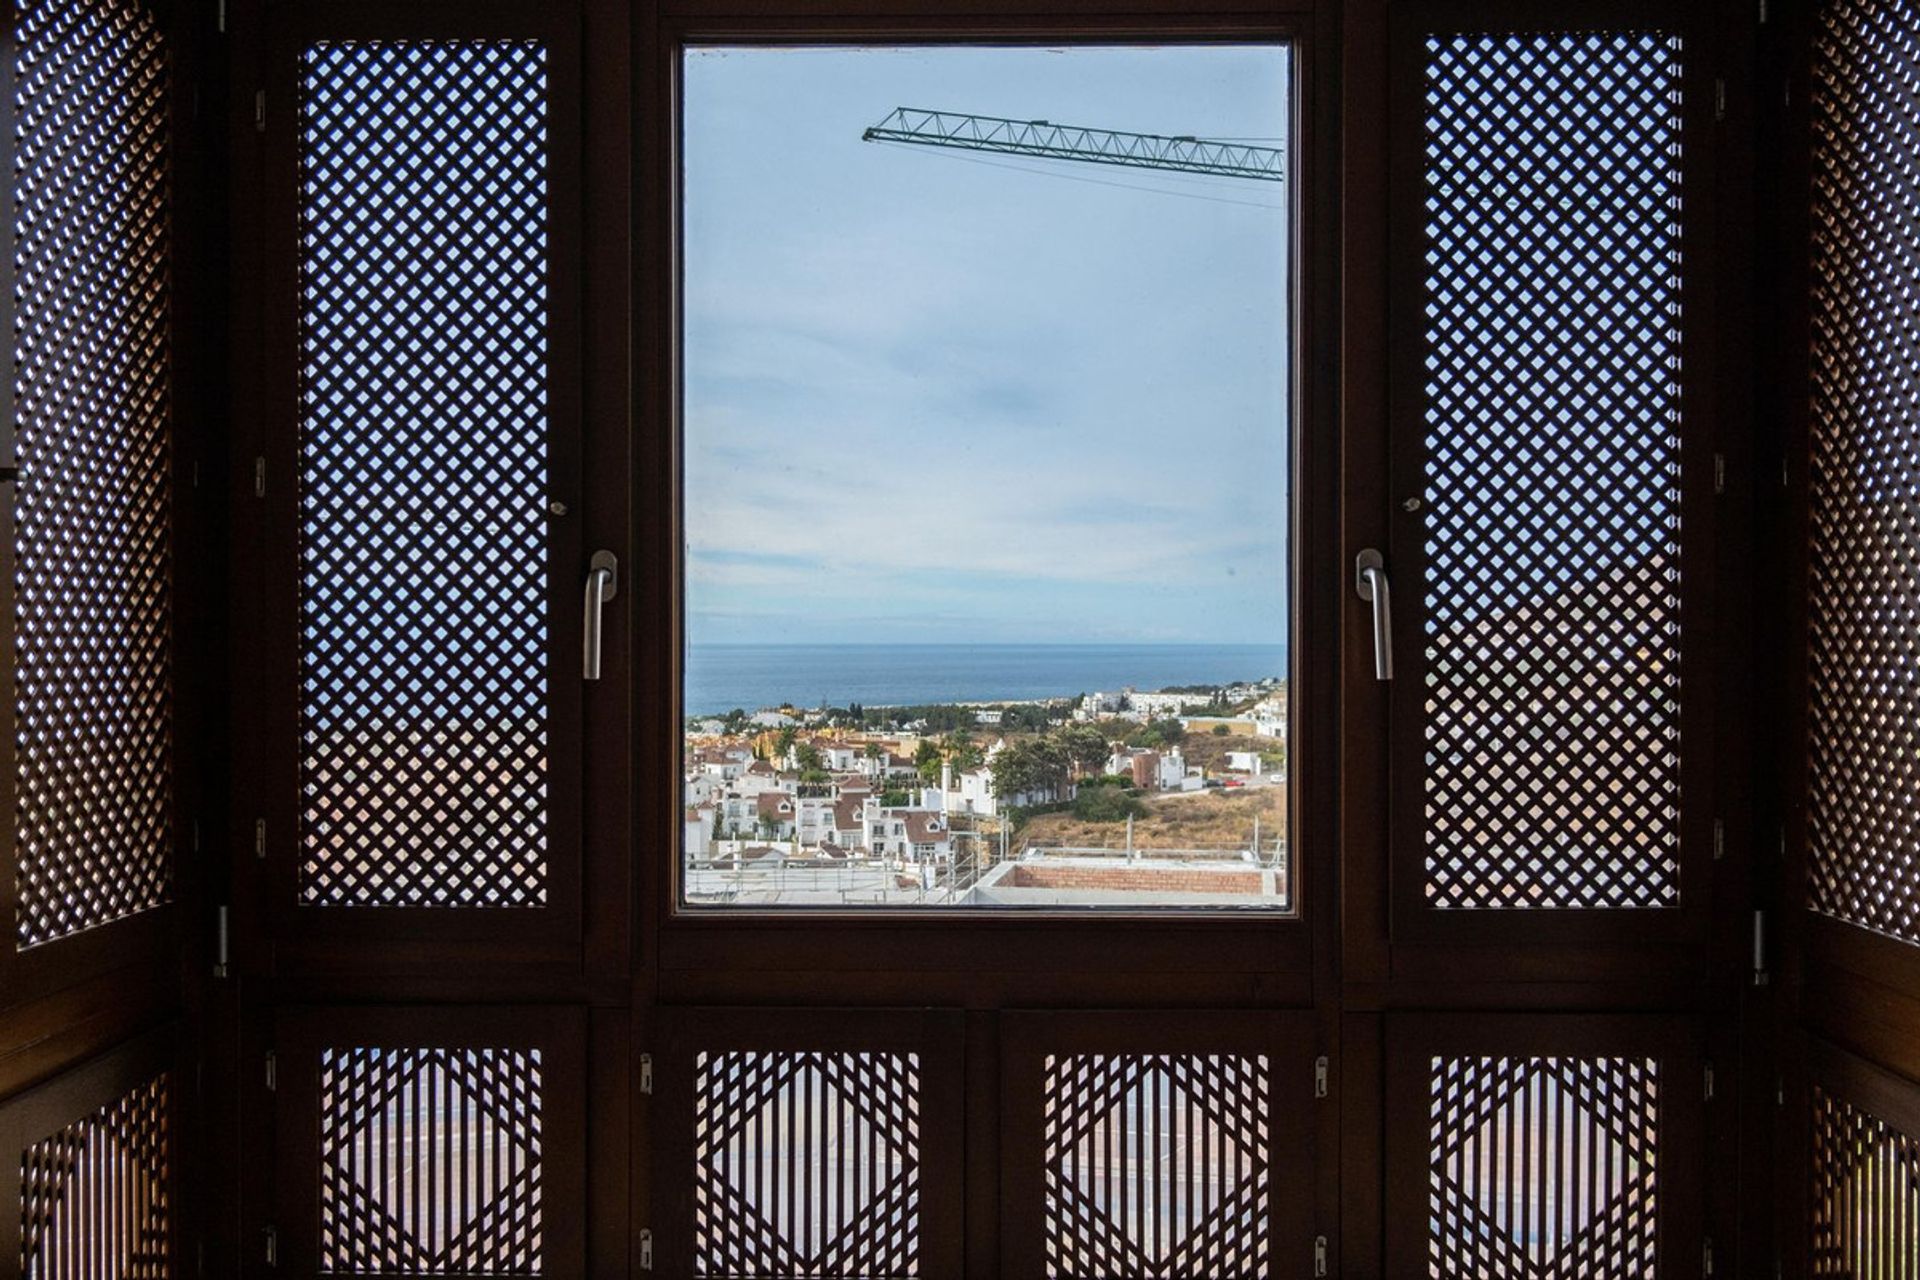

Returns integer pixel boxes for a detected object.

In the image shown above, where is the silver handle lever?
[1354,548,1393,681]
[583,550,618,681]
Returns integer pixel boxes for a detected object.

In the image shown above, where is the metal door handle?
[583,550,618,681]
[1354,548,1393,681]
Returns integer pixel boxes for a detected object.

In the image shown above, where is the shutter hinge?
[263,1225,279,1268]
[1314,1055,1328,1099]
[1704,1235,1715,1276]
[640,1054,654,1096]
[255,90,267,133]
[1777,1074,1786,1107]
[265,1051,278,1092]
[1753,909,1770,986]
[1759,0,1769,23]
[1712,453,1725,494]
[1313,1235,1328,1277]
[1704,1062,1715,1102]
[253,456,266,497]
[255,818,268,859]
[1714,78,1727,122]
[1712,818,1725,861]
[216,0,226,34]
[639,1228,654,1271]
[214,904,230,978]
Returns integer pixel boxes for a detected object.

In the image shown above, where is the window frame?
[641,1,1340,1000]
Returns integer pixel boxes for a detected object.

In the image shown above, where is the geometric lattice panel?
[1042,1053,1270,1279]
[19,1073,171,1278]
[296,41,551,908]
[1417,30,1685,910]
[1812,1085,1920,1278]
[694,1050,920,1278]
[318,1047,544,1275]
[11,0,174,948]
[1428,1057,1659,1279]
[1808,0,1920,947]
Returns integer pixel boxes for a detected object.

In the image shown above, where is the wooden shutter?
[248,0,585,967]
[0,0,180,995]
[1385,5,1718,945]
[1385,1014,1706,1278]
[271,1004,587,1278]
[650,1008,966,1280]
[0,1028,180,1280]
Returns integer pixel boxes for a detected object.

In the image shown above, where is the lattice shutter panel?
[1807,0,1920,947]
[1428,1056,1659,1279]
[1812,1085,1920,1278]
[18,1074,171,1278]
[318,1047,544,1275]
[11,0,174,948]
[693,1050,921,1278]
[1416,31,1685,910]
[1042,1053,1271,1279]
[296,41,552,908]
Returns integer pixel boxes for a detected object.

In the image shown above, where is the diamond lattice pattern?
[1808,0,1920,947]
[694,1050,921,1278]
[1429,1056,1658,1280]
[1418,30,1685,911]
[12,0,174,949]
[19,1073,172,1279]
[1043,1053,1270,1279]
[296,41,552,908]
[319,1047,545,1275]
[1811,1085,1920,1278]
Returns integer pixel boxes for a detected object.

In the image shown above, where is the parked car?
[1224,778,1245,788]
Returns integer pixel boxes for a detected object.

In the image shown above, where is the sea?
[683,643,1288,717]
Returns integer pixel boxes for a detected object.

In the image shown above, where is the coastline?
[682,641,1289,719]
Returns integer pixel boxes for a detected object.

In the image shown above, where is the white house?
[684,805,716,860]
[1226,750,1264,774]
[863,800,951,865]
[755,792,797,840]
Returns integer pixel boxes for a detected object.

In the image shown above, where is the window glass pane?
[680,45,1293,910]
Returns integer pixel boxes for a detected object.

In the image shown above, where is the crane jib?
[862,106,1288,183]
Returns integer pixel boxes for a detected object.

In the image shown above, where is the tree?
[1212,724,1231,737]
[914,739,942,785]
[991,736,1069,800]
[776,725,799,757]
[944,730,984,772]
[795,742,823,772]
[1059,724,1110,777]
[864,742,884,760]
[1129,718,1188,749]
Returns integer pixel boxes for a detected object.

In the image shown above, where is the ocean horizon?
[683,642,1289,718]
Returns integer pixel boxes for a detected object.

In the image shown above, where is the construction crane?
[862,107,1286,183]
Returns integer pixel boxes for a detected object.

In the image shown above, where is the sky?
[682,44,1293,646]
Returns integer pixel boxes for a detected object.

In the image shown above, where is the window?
[679,43,1295,911]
